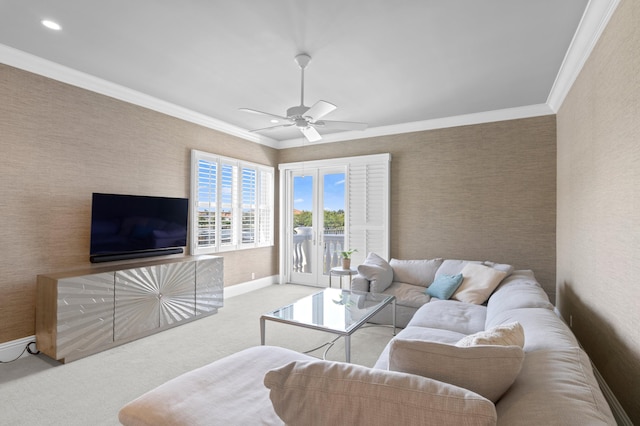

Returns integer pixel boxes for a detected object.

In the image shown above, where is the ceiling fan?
[240,53,368,142]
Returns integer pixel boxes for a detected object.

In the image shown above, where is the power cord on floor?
[0,341,39,363]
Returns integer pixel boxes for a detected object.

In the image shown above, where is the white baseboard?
[591,360,634,425]
[223,274,280,299]
[0,335,36,362]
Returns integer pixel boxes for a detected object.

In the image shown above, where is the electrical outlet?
[251,272,256,280]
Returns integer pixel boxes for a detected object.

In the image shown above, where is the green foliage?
[341,248,358,259]
[293,209,345,229]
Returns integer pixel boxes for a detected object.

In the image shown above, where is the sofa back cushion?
[389,339,524,403]
[435,259,514,279]
[389,258,444,287]
[435,259,481,277]
[486,271,553,321]
[264,359,497,426]
[485,308,579,352]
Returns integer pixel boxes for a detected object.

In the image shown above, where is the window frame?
[190,149,274,255]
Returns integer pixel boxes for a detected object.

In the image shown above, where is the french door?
[279,153,391,287]
[287,167,346,287]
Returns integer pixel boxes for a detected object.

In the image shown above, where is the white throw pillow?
[264,359,497,426]
[453,263,507,304]
[357,252,393,293]
[456,322,525,348]
[389,339,524,403]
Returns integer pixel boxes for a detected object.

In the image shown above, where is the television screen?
[90,193,188,258]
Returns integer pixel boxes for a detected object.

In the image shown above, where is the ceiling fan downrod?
[295,53,311,108]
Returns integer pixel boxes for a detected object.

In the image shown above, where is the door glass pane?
[293,175,313,273]
[322,173,345,274]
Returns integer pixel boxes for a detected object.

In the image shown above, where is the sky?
[294,172,345,212]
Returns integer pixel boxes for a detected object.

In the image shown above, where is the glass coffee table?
[260,288,396,362]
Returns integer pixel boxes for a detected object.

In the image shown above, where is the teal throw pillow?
[426,273,464,299]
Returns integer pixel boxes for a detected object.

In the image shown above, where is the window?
[191,150,274,254]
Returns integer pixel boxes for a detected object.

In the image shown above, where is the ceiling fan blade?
[300,126,322,142]
[304,100,337,121]
[313,120,368,131]
[249,123,294,132]
[239,108,289,121]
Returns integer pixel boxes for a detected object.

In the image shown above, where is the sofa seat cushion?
[265,359,497,426]
[118,346,314,426]
[388,339,525,403]
[389,258,443,287]
[374,326,466,369]
[496,348,615,425]
[486,308,578,352]
[407,300,487,335]
[381,282,432,308]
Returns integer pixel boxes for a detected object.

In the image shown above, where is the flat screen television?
[90,193,189,263]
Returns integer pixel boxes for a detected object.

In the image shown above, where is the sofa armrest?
[350,274,371,292]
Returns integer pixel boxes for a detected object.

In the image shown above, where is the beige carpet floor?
[0,284,395,426]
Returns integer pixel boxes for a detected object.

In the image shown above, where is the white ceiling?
[0,1,619,148]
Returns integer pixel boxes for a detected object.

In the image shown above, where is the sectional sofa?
[118,255,616,425]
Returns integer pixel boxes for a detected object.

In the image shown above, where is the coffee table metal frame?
[260,288,396,363]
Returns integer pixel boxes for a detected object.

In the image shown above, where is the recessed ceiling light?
[41,19,62,30]
[270,119,279,123]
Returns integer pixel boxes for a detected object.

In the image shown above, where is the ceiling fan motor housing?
[287,105,310,119]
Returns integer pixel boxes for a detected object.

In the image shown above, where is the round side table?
[329,266,357,289]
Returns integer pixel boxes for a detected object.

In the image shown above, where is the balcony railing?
[292,227,345,274]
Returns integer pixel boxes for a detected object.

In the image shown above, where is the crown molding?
[0,44,279,149]
[1,0,619,151]
[546,0,621,112]
[278,104,554,149]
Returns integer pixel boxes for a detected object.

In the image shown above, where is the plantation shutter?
[196,158,217,248]
[257,169,274,246]
[220,162,236,248]
[191,150,274,254]
[241,167,257,245]
[347,155,390,265]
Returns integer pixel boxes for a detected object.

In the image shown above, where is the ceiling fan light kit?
[240,53,368,142]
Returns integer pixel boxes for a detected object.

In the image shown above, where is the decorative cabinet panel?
[114,262,196,340]
[196,256,224,315]
[36,255,222,363]
[54,273,115,361]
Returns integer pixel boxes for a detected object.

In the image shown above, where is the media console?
[36,255,223,363]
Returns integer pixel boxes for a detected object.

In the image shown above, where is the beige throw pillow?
[389,339,524,403]
[456,322,525,348]
[453,263,507,304]
[264,359,497,426]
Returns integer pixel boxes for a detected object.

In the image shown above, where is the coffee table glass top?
[261,288,393,334]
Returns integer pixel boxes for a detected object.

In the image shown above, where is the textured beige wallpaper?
[0,64,279,343]
[556,0,639,422]
[280,115,557,297]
